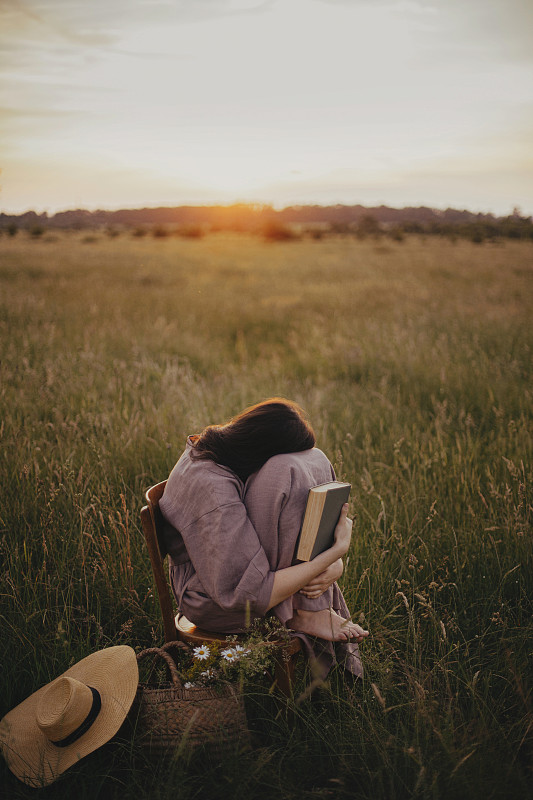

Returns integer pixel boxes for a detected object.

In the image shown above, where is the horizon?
[2,0,532,217]
[2,199,528,220]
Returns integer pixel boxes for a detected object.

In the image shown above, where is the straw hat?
[0,645,138,788]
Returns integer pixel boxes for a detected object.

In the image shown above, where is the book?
[296,481,351,561]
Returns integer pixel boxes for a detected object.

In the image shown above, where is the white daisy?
[221,648,238,663]
[233,645,250,656]
[193,644,210,660]
[200,669,216,680]
[184,682,195,689]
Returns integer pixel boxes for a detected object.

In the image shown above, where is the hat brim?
[0,645,139,788]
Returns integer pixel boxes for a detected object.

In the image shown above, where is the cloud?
[0,105,76,121]
[260,158,533,216]
[2,0,276,42]
[0,151,235,213]
[256,118,533,215]
[0,0,275,87]
[2,0,116,47]
[314,0,397,5]
[316,0,533,63]
[418,0,533,63]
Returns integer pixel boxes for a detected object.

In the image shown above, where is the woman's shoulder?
[161,442,244,525]
[174,447,241,490]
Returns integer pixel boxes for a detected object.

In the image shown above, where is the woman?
[160,398,368,677]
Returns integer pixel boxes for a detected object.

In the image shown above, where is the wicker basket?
[131,642,250,753]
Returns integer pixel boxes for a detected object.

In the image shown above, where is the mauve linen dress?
[159,439,362,677]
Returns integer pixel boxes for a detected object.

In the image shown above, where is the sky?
[1,0,532,216]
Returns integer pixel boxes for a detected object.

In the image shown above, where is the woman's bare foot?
[288,608,369,642]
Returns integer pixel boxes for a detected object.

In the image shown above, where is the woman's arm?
[298,558,344,599]
[266,504,352,610]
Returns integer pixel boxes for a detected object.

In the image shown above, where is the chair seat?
[175,613,301,656]
[175,613,232,644]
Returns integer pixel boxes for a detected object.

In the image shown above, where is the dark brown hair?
[190,397,316,482]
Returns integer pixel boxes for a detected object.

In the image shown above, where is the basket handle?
[136,643,189,688]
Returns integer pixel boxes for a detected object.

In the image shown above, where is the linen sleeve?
[178,500,275,617]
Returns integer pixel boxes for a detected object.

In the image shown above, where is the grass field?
[0,231,531,799]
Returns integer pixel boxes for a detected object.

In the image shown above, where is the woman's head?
[190,398,316,482]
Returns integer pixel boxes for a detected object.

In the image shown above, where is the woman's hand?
[331,503,353,557]
[299,558,343,598]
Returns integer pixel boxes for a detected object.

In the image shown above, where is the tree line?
[1,203,532,243]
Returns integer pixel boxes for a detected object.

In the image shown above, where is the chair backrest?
[140,481,178,643]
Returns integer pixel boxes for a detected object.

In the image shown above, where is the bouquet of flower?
[177,617,291,688]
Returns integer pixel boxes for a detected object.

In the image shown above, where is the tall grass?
[0,233,531,798]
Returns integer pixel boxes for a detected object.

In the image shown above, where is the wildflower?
[233,644,250,655]
[193,644,210,660]
[200,669,216,680]
[184,682,195,689]
[221,648,238,663]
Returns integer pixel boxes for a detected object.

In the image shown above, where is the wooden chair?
[140,481,301,697]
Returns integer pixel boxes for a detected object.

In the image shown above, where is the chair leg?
[273,650,299,698]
